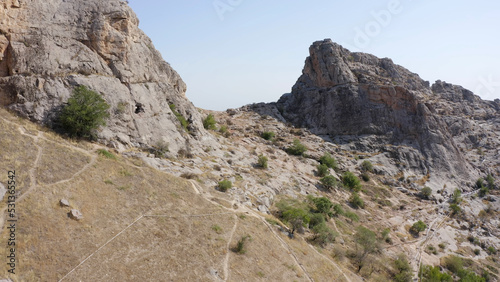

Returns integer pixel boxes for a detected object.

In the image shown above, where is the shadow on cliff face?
[246,39,500,189]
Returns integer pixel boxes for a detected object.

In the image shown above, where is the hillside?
[0,0,499,281]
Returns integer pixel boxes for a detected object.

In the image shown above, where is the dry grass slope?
[0,108,359,281]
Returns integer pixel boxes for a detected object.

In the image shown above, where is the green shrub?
[211,225,223,234]
[317,164,329,177]
[333,204,344,216]
[479,186,489,197]
[234,235,251,254]
[476,178,485,189]
[257,155,268,169]
[203,114,217,130]
[320,175,338,190]
[420,265,452,282]
[474,249,481,256]
[361,172,370,182]
[309,196,333,218]
[349,192,364,209]
[486,174,495,189]
[282,207,311,233]
[169,104,189,131]
[319,153,337,169]
[261,131,275,141]
[342,172,362,192]
[449,203,461,215]
[287,139,307,156]
[451,188,462,204]
[487,246,497,255]
[444,255,463,274]
[361,160,373,172]
[344,211,359,222]
[58,85,110,139]
[410,220,427,235]
[420,186,432,199]
[311,222,337,246]
[353,226,379,272]
[393,254,412,282]
[97,149,117,160]
[219,125,228,134]
[308,213,325,229]
[381,228,391,242]
[218,180,232,192]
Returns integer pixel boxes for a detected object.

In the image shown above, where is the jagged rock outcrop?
[252,39,500,190]
[0,0,213,153]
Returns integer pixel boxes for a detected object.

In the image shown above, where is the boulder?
[69,209,83,221]
[59,199,70,207]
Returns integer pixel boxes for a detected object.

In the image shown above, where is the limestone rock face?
[255,39,500,190]
[0,0,212,153]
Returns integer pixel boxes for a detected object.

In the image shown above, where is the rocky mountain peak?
[297,39,430,91]
[253,39,500,191]
[0,0,214,153]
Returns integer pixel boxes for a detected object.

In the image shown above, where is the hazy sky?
[128,0,500,110]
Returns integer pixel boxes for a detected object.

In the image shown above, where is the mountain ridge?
[0,2,499,281]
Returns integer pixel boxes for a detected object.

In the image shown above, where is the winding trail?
[223,215,238,281]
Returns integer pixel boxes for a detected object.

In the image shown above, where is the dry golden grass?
[0,109,331,281]
[227,216,307,281]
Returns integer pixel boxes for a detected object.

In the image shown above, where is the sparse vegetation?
[344,211,359,222]
[342,172,362,192]
[97,149,117,160]
[420,186,432,199]
[203,113,217,130]
[286,139,307,156]
[219,125,228,134]
[349,192,364,209]
[211,224,223,234]
[451,188,462,204]
[393,254,412,282]
[361,172,370,182]
[352,226,379,272]
[361,160,373,172]
[151,141,169,158]
[169,104,189,131]
[381,228,391,243]
[319,153,337,169]
[58,85,110,139]
[234,235,251,254]
[261,131,275,141]
[320,175,338,189]
[317,164,329,177]
[308,196,334,218]
[257,155,268,169]
[218,180,232,192]
[449,203,461,215]
[410,220,427,236]
[420,265,452,281]
[486,174,496,189]
[311,222,337,246]
[332,204,344,217]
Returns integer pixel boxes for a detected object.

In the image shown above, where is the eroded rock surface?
[251,39,500,191]
[0,0,214,153]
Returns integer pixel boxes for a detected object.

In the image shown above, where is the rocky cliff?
[252,39,500,191]
[0,0,212,153]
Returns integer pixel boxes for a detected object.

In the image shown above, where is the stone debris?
[69,209,83,221]
[59,199,70,207]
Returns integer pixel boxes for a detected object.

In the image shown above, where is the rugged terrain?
[0,0,499,281]
[0,0,216,153]
[251,39,500,195]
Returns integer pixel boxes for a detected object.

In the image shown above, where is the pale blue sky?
[129,0,500,110]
